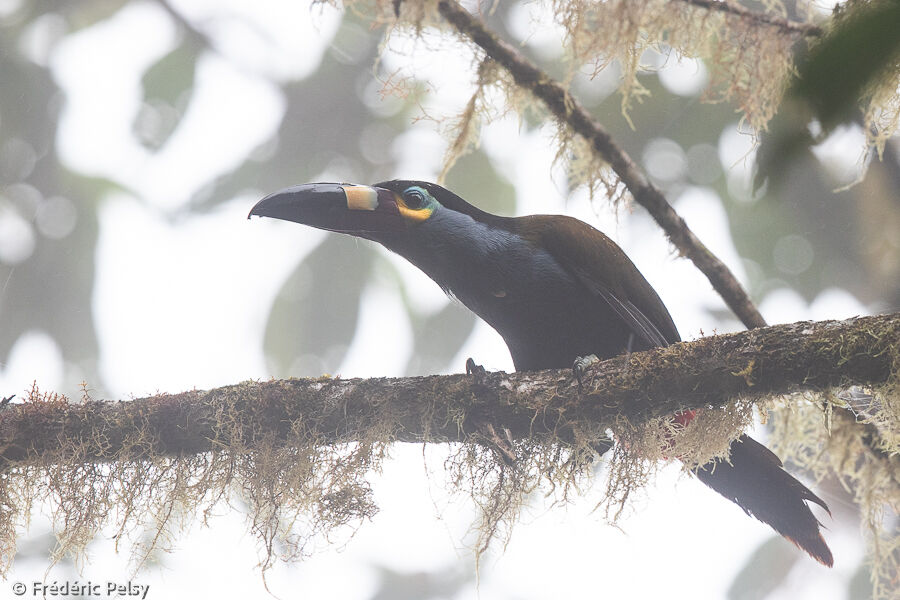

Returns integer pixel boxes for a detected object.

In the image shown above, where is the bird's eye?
[403,188,426,209]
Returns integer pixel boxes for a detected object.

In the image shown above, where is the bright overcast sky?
[3,1,872,598]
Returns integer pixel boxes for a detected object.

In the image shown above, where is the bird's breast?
[440,243,630,370]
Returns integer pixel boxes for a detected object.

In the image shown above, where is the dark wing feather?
[521,215,680,347]
[572,268,672,348]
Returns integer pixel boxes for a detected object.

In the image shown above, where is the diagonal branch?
[1,313,895,468]
[436,0,768,330]
[678,0,824,38]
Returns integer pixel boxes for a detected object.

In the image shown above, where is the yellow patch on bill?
[342,185,378,211]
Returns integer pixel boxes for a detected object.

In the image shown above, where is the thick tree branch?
[1,314,895,467]
[436,0,768,330]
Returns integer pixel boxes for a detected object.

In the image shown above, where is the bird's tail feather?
[693,434,833,567]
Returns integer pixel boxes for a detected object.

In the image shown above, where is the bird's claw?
[466,357,488,386]
[573,354,599,388]
[465,357,487,382]
[465,360,513,465]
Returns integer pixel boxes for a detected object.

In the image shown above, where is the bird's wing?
[522,215,681,348]
[571,268,672,348]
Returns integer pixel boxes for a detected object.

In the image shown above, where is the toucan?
[249,180,833,566]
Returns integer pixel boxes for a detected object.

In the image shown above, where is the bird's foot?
[573,354,599,388]
[465,357,485,375]
[465,357,487,384]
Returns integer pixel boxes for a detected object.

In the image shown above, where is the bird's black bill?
[248,183,406,234]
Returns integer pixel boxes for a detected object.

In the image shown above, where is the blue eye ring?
[403,187,427,209]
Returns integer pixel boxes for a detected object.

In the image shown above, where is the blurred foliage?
[848,561,876,600]
[187,14,404,211]
[3,0,897,390]
[265,234,377,377]
[0,6,111,389]
[367,563,472,600]
[575,70,900,309]
[755,0,900,192]
[798,0,900,131]
[726,536,800,600]
[136,35,199,150]
[1,0,899,595]
[401,298,474,375]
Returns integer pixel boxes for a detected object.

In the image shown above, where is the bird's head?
[247,180,468,241]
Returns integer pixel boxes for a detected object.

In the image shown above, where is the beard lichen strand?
[0,384,387,577]
[770,390,899,598]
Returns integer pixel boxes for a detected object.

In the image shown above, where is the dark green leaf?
[141,37,198,107]
[755,0,900,192]
[847,561,874,600]
[796,1,900,130]
[727,536,799,600]
[368,562,472,600]
[136,38,199,149]
[61,0,130,32]
[263,235,376,377]
[404,300,476,376]
[445,148,516,216]
[185,11,402,212]
[0,35,103,388]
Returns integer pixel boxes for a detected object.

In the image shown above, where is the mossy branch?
[2,313,896,468]
[436,0,768,330]
[0,313,896,580]
[677,0,824,38]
